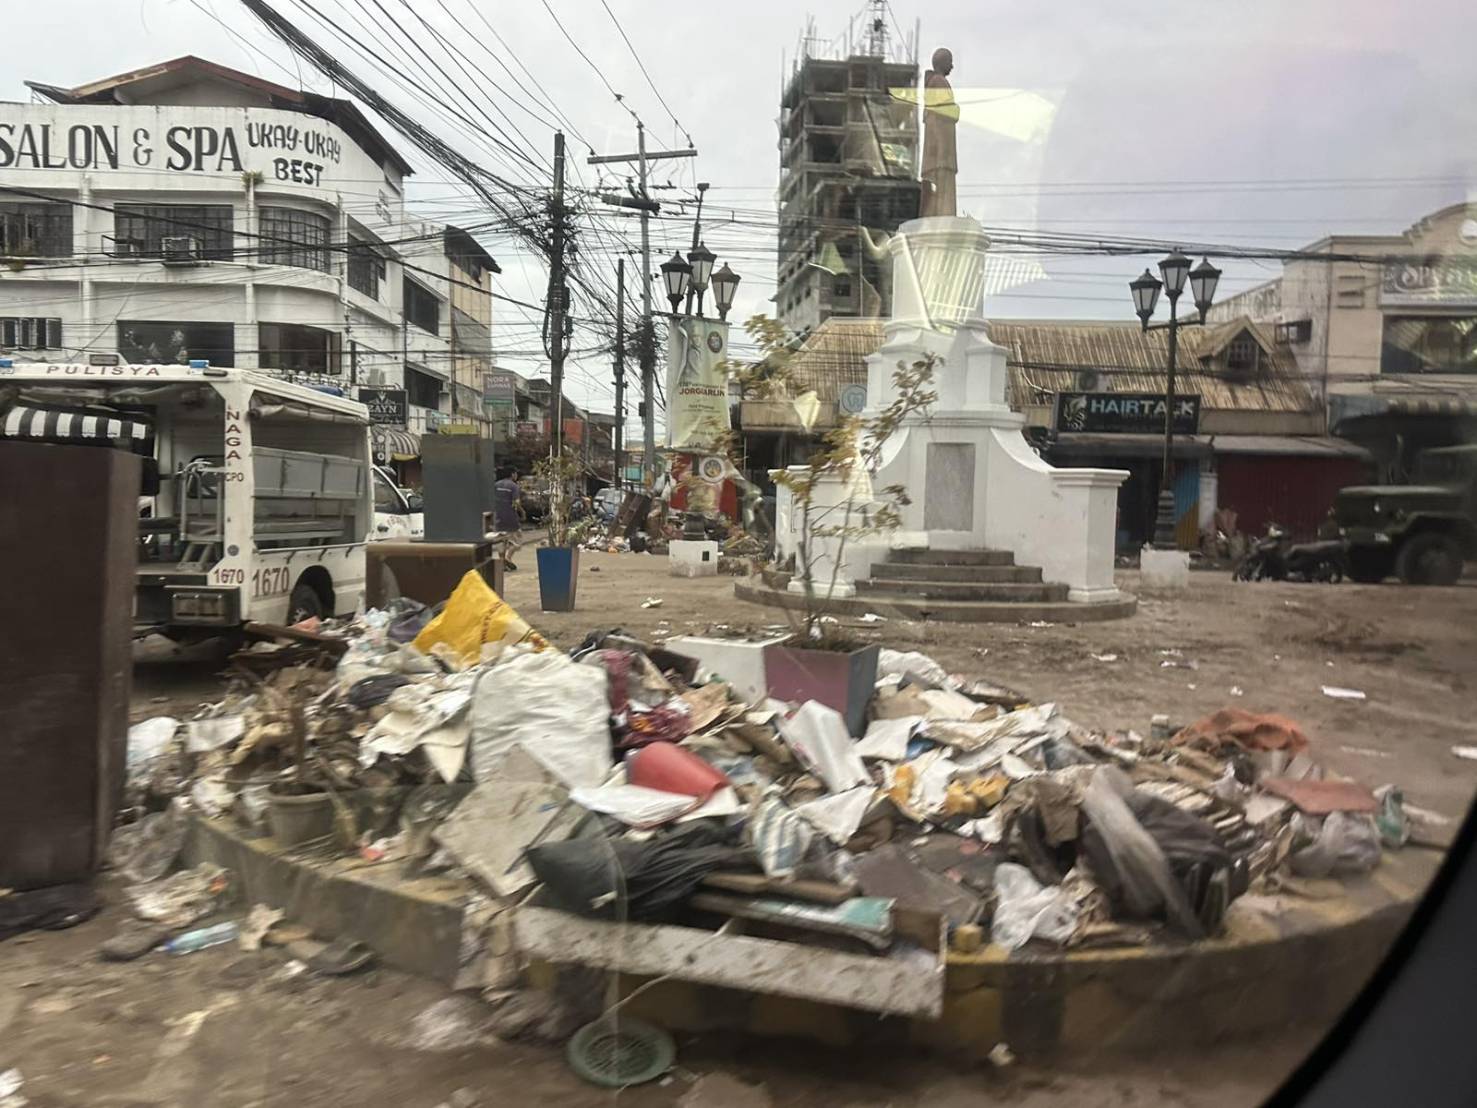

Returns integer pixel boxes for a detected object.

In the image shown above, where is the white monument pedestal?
[852,216,1128,604]
[669,539,719,578]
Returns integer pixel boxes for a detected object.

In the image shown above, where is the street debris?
[91,566,1431,1047]
[641,596,664,609]
[1451,745,1477,762]
[1321,685,1368,701]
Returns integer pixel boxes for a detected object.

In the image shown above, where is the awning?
[1,404,150,444]
[371,424,420,462]
[1329,389,1477,431]
[1208,434,1372,459]
[1048,431,1372,461]
[1049,432,1212,458]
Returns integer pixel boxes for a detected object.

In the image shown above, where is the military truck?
[1334,444,1477,585]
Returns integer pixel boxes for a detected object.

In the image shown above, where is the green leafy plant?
[734,316,937,639]
[533,445,585,548]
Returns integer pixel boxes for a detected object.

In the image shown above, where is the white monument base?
[669,539,719,578]
[1139,546,1191,590]
[852,215,1128,603]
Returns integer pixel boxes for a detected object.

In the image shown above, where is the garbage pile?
[121,570,1416,978]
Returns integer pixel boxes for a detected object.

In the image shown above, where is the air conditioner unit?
[1076,369,1104,392]
[161,236,201,264]
[111,237,141,257]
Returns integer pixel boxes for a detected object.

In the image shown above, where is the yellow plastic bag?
[412,570,548,662]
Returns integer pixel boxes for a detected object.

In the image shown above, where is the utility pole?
[613,257,625,493]
[589,124,695,486]
[548,131,568,459]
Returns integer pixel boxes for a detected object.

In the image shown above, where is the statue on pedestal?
[920,47,959,218]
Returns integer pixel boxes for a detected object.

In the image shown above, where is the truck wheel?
[1396,533,1464,586]
[1345,548,1393,584]
[288,582,325,623]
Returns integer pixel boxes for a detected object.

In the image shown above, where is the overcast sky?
[7,0,1476,421]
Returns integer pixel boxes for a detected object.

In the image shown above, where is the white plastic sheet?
[360,673,477,783]
[568,784,697,828]
[749,790,814,878]
[779,700,869,792]
[127,717,178,768]
[185,715,244,754]
[795,787,876,844]
[855,716,920,761]
[877,648,950,689]
[926,701,1070,753]
[989,862,1080,951]
[470,651,612,789]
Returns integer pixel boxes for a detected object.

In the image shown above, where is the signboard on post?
[482,370,517,406]
[357,387,407,427]
[666,318,730,451]
[1053,392,1199,435]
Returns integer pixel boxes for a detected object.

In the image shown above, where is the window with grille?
[258,207,331,272]
[0,203,72,258]
[0,317,62,349]
[347,238,385,298]
[405,365,443,407]
[259,322,342,375]
[118,320,235,366]
[403,277,441,334]
[113,205,234,261]
[1226,336,1260,373]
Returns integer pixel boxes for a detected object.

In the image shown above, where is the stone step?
[889,548,1015,567]
[857,579,1070,603]
[872,562,1043,584]
[734,580,1136,624]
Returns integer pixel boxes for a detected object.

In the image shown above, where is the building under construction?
[776,5,920,337]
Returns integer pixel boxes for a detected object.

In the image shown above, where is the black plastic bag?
[0,883,100,941]
[528,822,750,922]
[347,674,412,709]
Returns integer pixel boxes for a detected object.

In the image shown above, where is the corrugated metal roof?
[991,318,1313,414]
[772,315,1316,416]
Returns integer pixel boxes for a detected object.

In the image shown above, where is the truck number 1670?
[252,567,291,598]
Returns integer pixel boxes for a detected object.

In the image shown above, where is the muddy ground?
[31,557,1473,1107]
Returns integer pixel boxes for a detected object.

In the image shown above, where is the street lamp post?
[1131,251,1221,550]
[658,246,742,538]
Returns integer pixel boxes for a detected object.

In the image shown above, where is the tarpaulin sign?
[665,317,730,451]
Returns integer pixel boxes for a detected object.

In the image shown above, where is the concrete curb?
[184,816,1437,1057]
[734,580,1139,623]
[184,815,469,984]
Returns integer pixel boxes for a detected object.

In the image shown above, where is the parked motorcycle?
[1233,525,1345,583]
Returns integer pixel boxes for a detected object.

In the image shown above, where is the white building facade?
[0,57,490,451]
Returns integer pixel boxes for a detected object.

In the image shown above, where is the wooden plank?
[702,872,855,905]
[512,905,944,1019]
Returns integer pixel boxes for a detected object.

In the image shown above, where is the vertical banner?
[665,318,730,451]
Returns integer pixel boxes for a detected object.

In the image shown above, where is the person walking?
[493,467,523,572]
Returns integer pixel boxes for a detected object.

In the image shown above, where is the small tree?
[733,316,937,639]
[533,445,593,548]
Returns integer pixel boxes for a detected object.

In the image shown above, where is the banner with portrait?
[665,317,731,452]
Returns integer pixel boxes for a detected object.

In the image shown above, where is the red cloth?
[1174,708,1311,755]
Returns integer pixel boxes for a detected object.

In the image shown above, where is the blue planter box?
[536,546,580,611]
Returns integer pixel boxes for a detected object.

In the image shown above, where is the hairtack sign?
[1054,392,1200,435]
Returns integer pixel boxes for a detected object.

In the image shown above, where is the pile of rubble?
[118,569,1421,988]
